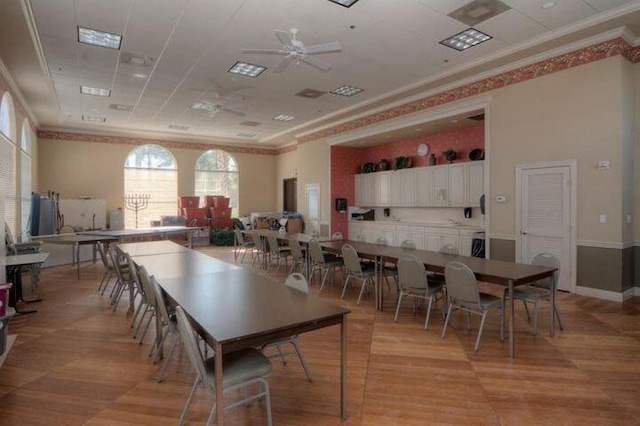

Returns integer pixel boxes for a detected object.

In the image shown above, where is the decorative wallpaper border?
[299,38,640,144]
[274,144,297,155]
[38,130,280,156]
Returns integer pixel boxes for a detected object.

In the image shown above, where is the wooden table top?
[131,251,240,280]
[117,240,190,257]
[321,240,556,286]
[3,252,50,266]
[157,268,350,351]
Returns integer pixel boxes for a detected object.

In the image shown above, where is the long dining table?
[321,240,557,358]
[118,240,350,425]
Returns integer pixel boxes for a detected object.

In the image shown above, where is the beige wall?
[38,137,276,220]
[634,62,640,244]
[296,140,331,230]
[274,149,297,211]
[488,57,625,242]
[621,59,635,244]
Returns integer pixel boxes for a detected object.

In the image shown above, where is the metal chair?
[149,272,181,382]
[250,232,267,268]
[261,273,312,382]
[331,232,343,240]
[266,234,292,272]
[441,261,504,352]
[439,244,459,255]
[308,238,343,292]
[375,236,398,293]
[400,239,417,249]
[108,245,132,312]
[233,229,254,263]
[288,236,307,275]
[128,256,156,343]
[394,255,444,330]
[505,253,564,335]
[430,244,460,285]
[341,243,375,304]
[174,306,273,426]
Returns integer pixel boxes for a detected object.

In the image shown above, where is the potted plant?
[443,149,457,163]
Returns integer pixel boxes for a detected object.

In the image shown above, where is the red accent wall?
[330,124,484,238]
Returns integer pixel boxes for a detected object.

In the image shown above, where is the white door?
[306,184,320,235]
[517,163,574,292]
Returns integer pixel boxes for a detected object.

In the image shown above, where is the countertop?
[349,220,484,231]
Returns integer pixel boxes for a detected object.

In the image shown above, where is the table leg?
[508,279,514,358]
[75,242,80,279]
[188,231,193,249]
[214,341,225,426]
[340,314,348,420]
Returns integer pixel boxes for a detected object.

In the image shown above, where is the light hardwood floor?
[0,245,639,425]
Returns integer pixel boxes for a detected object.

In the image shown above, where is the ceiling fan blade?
[274,55,295,73]
[302,41,342,55]
[242,48,288,55]
[301,55,332,72]
[275,30,294,47]
[221,108,245,117]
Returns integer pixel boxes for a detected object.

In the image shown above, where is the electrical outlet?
[599,214,607,224]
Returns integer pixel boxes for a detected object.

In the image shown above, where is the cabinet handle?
[521,230,528,235]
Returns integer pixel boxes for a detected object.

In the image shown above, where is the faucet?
[448,219,460,225]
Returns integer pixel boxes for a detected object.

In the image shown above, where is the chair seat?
[512,285,550,301]
[204,348,273,389]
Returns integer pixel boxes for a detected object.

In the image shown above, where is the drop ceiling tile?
[415,0,474,14]
[501,0,597,29]
[584,0,635,12]
[476,9,547,45]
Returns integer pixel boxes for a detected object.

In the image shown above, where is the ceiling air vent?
[109,103,133,111]
[240,121,261,127]
[295,88,326,99]
[448,0,510,26]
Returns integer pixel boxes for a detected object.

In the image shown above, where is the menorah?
[124,193,150,229]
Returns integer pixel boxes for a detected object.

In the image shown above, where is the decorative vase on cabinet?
[428,154,437,166]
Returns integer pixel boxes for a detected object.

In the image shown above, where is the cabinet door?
[371,225,395,245]
[466,161,484,206]
[432,166,449,206]
[390,171,404,206]
[394,227,425,249]
[374,172,390,206]
[449,163,466,207]
[354,174,364,206]
[459,234,473,256]
[415,168,433,206]
[390,169,416,206]
[425,233,441,251]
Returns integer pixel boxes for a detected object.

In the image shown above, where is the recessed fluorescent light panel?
[330,85,364,97]
[273,114,295,122]
[78,26,122,50]
[328,0,360,7]
[80,86,111,97]
[82,115,106,122]
[439,28,492,51]
[228,61,267,78]
[168,124,190,131]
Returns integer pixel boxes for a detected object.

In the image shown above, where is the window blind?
[0,135,16,235]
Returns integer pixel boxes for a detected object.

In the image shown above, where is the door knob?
[521,230,528,235]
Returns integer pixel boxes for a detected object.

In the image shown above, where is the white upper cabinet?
[448,163,467,207]
[466,161,484,206]
[390,169,416,206]
[431,165,449,206]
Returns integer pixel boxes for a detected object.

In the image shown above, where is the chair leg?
[532,301,539,336]
[424,295,434,330]
[341,274,351,299]
[356,278,368,305]
[555,306,564,330]
[522,300,531,321]
[178,376,201,426]
[393,293,403,322]
[156,334,180,382]
[319,268,330,292]
[441,303,453,340]
[139,312,155,344]
[474,311,488,352]
[291,339,312,382]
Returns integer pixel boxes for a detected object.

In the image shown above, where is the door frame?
[305,183,320,235]
[283,177,297,212]
[515,159,577,293]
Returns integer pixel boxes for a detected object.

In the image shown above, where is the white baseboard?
[575,285,637,302]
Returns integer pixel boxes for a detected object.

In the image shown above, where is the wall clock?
[417,143,430,157]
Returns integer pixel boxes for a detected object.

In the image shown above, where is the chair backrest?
[444,262,480,307]
[341,244,363,276]
[174,306,212,391]
[439,244,459,255]
[126,254,141,293]
[234,228,244,245]
[288,236,305,261]
[355,234,366,242]
[96,242,110,269]
[109,245,127,282]
[151,274,172,326]
[531,252,560,289]
[331,232,343,240]
[400,239,416,249]
[397,255,428,291]
[251,232,264,252]
[376,236,389,246]
[136,264,157,307]
[307,238,325,265]
[267,234,281,255]
[285,272,309,294]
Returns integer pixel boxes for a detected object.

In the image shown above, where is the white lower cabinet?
[348,222,482,255]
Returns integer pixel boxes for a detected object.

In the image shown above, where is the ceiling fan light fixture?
[439,28,492,51]
[328,0,360,7]
[168,124,190,131]
[78,26,122,50]
[80,86,111,97]
[192,101,218,112]
[273,114,295,121]
[331,85,364,97]
[228,61,267,78]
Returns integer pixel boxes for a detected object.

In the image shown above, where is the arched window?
[0,92,16,236]
[124,145,177,228]
[20,121,33,240]
[0,92,16,141]
[195,150,239,216]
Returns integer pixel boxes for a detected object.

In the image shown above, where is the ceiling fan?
[243,28,342,73]
[192,100,245,118]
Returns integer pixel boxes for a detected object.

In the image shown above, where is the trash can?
[471,232,486,258]
[0,307,16,356]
